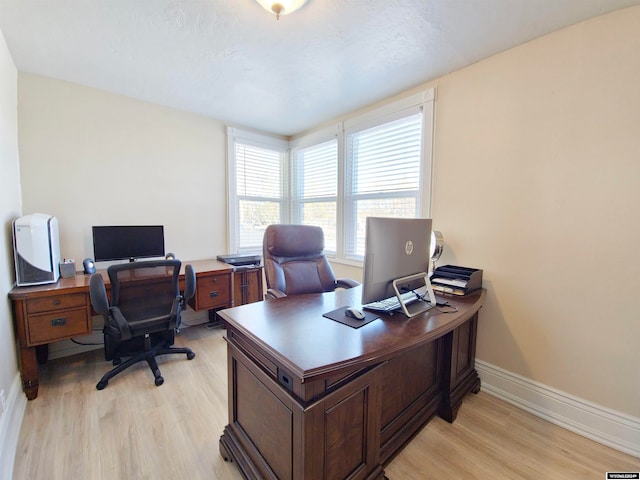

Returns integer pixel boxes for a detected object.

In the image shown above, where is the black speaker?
[83,258,96,274]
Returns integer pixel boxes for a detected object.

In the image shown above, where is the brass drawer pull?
[51,318,67,327]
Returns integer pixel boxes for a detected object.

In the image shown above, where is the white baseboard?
[0,373,27,479]
[476,360,640,458]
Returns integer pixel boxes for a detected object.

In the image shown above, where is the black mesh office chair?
[263,224,360,299]
[89,259,196,390]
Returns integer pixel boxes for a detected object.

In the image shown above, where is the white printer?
[12,213,61,286]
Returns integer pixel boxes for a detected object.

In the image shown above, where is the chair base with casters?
[96,330,196,390]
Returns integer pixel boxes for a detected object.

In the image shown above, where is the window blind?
[235,143,284,252]
[292,139,338,251]
[345,111,423,257]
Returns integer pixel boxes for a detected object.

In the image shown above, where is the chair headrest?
[265,224,325,257]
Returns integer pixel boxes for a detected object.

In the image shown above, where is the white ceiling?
[1,0,639,136]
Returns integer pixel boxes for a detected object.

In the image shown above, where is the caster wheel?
[96,380,108,390]
[155,376,164,386]
[187,352,196,360]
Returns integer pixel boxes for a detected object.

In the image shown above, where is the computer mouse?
[345,307,366,320]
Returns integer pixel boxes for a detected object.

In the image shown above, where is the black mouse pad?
[323,306,380,329]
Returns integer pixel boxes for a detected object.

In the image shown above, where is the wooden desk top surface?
[8,258,234,299]
[219,286,485,381]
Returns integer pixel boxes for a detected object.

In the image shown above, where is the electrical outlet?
[0,389,5,413]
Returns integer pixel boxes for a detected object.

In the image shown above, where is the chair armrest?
[108,306,132,341]
[183,264,196,305]
[336,278,360,289]
[89,273,109,315]
[265,288,287,300]
[169,297,181,330]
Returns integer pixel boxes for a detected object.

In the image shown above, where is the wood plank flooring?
[13,325,640,479]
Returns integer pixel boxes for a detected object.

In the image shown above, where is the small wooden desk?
[8,259,259,400]
[218,287,484,480]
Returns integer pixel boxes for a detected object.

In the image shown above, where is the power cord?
[70,338,104,346]
[431,304,459,314]
[410,288,459,313]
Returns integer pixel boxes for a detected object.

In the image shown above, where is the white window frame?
[226,126,289,253]
[226,88,435,261]
[342,88,435,218]
[342,106,425,260]
[289,124,341,253]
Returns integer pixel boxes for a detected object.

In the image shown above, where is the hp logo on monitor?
[405,240,414,255]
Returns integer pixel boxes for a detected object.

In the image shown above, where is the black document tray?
[430,265,482,295]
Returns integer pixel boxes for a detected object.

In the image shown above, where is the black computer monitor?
[92,225,165,262]
[361,217,436,313]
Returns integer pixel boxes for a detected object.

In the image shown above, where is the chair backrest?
[263,224,338,295]
[108,260,181,321]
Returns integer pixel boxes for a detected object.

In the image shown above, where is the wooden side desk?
[232,266,264,307]
[218,287,484,480]
[8,259,260,400]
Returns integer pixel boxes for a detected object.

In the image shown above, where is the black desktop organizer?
[430,265,483,296]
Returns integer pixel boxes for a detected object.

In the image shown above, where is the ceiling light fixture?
[255,0,308,20]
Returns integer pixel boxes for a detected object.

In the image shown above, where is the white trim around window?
[226,127,289,253]
[226,87,435,259]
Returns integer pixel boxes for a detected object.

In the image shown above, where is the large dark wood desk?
[218,287,485,480]
[8,259,258,400]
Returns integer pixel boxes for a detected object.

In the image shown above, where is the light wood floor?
[14,325,640,480]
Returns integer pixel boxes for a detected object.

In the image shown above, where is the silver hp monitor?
[361,217,436,316]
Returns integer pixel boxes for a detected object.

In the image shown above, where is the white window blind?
[345,111,423,257]
[227,88,434,261]
[233,141,286,252]
[292,139,338,252]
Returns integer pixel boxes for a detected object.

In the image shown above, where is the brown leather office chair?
[263,224,360,299]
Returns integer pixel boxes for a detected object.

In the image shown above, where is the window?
[227,128,288,253]
[344,111,424,258]
[227,89,434,260]
[291,139,338,252]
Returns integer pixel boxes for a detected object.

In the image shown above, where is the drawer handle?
[51,318,67,327]
[209,291,220,298]
[53,299,61,306]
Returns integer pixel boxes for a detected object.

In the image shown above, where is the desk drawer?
[27,308,91,345]
[192,273,231,310]
[26,293,87,314]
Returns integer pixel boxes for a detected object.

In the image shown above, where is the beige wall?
[15,6,640,420]
[334,7,640,418]
[431,8,640,416]
[0,27,21,409]
[18,75,229,264]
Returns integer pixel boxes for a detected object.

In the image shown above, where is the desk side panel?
[439,312,481,422]
[235,356,294,479]
[223,343,295,480]
[378,339,442,464]
[222,341,386,480]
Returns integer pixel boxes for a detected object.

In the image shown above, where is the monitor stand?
[392,272,437,318]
